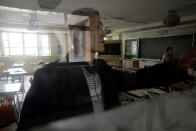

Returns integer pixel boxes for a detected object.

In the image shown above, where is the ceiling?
[0,0,196,31]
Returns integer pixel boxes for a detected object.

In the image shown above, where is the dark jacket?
[17,59,189,130]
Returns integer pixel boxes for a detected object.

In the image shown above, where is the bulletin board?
[124,39,139,59]
[57,45,63,54]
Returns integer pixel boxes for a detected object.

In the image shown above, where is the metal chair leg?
[16,94,21,114]
[13,95,19,119]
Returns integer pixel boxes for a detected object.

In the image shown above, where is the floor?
[0,75,32,131]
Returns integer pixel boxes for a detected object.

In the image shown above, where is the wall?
[0,32,68,73]
[120,24,196,39]
[108,23,196,68]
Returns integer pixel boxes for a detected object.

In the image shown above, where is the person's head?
[166,46,173,54]
[67,8,105,62]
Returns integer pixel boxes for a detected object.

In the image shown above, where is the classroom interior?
[0,0,196,130]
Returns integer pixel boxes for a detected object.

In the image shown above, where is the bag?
[0,102,17,128]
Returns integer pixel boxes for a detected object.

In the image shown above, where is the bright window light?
[9,33,23,48]
[10,48,23,56]
[1,32,50,56]
[24,34,38,56]
[40,35,50,56]
[24,34,37,47]
[4,48,9,56]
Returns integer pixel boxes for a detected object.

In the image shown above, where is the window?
[1,32,50,56]
[2,33,9,56]
[40,35,50,56]
[9,33,23,56]
[24,34,38,56]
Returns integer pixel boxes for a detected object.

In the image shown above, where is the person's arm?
[162,53,166,63]
[94,58,190,92]
[95,47,196,92]
[113,59,190,92]
[115,47,196,92]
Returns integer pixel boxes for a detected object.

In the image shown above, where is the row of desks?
[0,83,22,117]
[0,65,27,118]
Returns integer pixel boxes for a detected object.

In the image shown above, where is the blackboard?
[139,34,194,59]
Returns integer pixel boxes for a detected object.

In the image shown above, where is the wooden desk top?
[127,89,167,98]
[0,83,21,96]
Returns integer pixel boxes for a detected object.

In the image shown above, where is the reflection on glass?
[67,14,92,62]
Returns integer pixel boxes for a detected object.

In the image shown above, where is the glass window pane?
[25,48,38,56]
[3,41,9,47]
[9,33,23,47]
[4,48,9,56]
[2,33,8,40]
[40,35,49,47]
[40,35,48,42]
[24,34,37,47]
[10,48,23,55]
[40,35,50,56]
[41,42,49,48]
[41,48,49,56]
